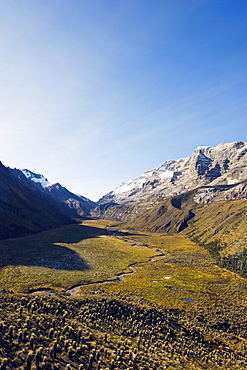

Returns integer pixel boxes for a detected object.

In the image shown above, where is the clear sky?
[0,0,246,200]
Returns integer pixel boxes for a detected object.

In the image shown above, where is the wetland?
[0,219,246,369]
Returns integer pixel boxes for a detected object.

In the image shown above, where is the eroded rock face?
[194,181,247,204]
[99,141,247,206]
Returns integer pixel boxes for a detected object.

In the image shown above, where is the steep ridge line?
[98,141,247,207]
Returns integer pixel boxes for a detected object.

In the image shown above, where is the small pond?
[181,298,196,303]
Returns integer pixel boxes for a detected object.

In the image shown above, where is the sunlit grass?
[100,231,247,310]
[0,221,157,293]
[0,219,246,315]
[183,199,247,255]
[0,219,246,369]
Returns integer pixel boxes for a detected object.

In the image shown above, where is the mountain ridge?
[0,161,74,239]
[95,141,247,277]
[98,141,247,205]
[10,168,96,220]
[1,140,247,254]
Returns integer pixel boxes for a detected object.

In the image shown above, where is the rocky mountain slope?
[95,141,247,277]
[0,161,73,239]
[99,141,247,205]
[10,168,96,219]
[45,182,96,218]
[115,181,247,277]
[96,141,247,220]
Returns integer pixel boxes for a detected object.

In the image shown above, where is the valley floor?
[0,219,246,369]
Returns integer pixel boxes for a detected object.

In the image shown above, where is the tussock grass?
[0,219,247,369]
[0,221,157,293]
[100,231,247,311]
[183,199,247,256]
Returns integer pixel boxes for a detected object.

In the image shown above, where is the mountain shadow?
[0,161,74,241]
[0,223,109,271]
[9,168,97,220]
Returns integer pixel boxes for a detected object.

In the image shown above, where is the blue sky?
[0,0,246,200]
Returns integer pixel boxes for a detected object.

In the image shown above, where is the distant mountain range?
[98,141,247,206]
[0,140,247,277]
[10,169,96,218]
[10,168,96,219]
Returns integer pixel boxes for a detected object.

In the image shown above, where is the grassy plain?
[0,219,247,369]
[0,220,157,293]
[0,218,246,310]
[80,222,247,311]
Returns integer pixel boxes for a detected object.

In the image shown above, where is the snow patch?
[114,180,137,195]
[112,156,191,195]
[21,169,50,188]
[196,146,213,151]
[158,170,174,179]
[113,170,154,195]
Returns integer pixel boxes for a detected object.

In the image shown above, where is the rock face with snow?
[21,169,50,188]
[99,141,247,206]
[10,168,96,219]
[95,142,247,264]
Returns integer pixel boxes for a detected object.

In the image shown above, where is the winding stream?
[65,263,138,297]
[29,229,167,298]
[65,247,166,297]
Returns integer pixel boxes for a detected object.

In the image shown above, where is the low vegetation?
[0,219,246,369]
[106,192,247,278]
[0,291,247,370]
[0,221,156,294]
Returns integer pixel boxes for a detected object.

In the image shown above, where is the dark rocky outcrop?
[10,168,96,220]
[0,162,74,240]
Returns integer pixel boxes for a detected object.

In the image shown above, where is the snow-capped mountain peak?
[99,142,247,205]
[21,169,50,188]
[111,157,191,197]
[113,169,154,195]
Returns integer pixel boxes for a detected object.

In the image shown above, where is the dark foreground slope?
[0,161,74,239]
